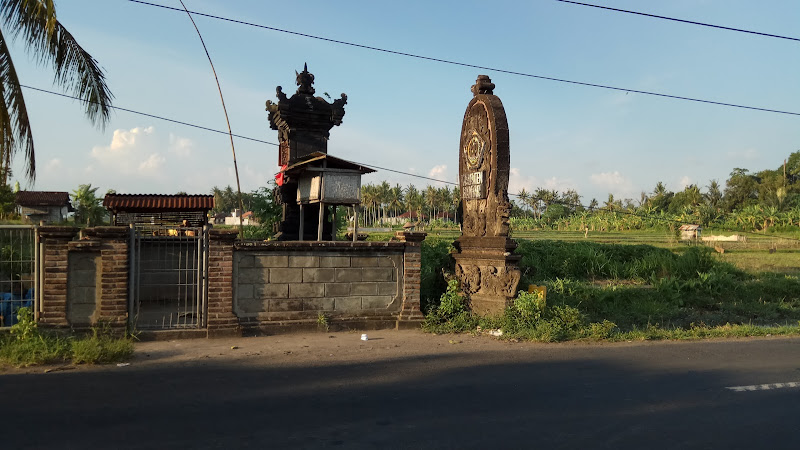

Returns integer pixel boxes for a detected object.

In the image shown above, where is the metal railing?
[0,225,38,328]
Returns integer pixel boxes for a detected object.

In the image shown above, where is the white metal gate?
[129,226,208,329]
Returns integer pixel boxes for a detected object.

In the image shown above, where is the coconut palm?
[0,0,113,184]
[385,184,402,221]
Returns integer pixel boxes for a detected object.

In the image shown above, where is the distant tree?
[249,182,281,232]
[704,180,723,210]
[71,184,105,226]
[0,182,15,219]
[723,168,758,212]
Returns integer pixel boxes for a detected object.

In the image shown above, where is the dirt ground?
[4,328,794,376]
[0,328,583,375]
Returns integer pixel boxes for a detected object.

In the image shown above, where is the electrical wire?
[554,0,800,43]
[23,83,800,242]
[20,84,277,146]
[125,0,800,117]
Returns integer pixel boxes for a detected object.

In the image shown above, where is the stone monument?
[266,64,347,240]
[453,75,521,315]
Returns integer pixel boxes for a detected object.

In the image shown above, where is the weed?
[71,323,134,365]
[0,308,134,367]
[316,312,330,332]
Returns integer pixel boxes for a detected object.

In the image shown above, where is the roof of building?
[283,152,376,175]
[15,191,71,207]
[103,194,215,212]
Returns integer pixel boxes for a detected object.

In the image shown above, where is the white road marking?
[726,381,800,392]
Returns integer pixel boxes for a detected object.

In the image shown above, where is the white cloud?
[678,176,692,189]
[509,167,576,196]
[589,171,635,197]
[169,134,193,157]
[139,153,166,172]
[91,126,158,171]
[428,164,448,180]
[44,158,62,172]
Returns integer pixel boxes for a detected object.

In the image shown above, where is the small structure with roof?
[679,224,702,241]
[15,191,72,223]
[103,193,214,228]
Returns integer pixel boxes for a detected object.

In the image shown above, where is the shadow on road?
[2,342,800,449]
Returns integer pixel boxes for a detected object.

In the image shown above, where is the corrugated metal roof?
[15,191,71,207]
[103,194,215,212]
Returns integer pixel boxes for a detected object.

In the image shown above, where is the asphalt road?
[3,333,800,449]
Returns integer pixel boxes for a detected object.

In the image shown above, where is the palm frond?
[0,0,112,127]
[0,28,34,182]
[0,0,57,58]
[49,21,112,127]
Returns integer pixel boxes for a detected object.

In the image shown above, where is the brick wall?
[207,229,240,336]
[39,227,79,327]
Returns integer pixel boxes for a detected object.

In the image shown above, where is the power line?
[555,0,800,43]
[126,0,800,118]
[24,83,800,242]
[21,84,276,146]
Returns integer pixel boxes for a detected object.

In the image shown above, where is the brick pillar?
[396,231,427,328]
[85,227,130,329]
[39,227,79,328]
[207,229,241,337]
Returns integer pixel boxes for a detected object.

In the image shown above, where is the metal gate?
[0,225,39,328]
[129,226,208,330]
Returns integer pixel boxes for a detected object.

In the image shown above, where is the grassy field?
[374,226,800,275]
[416,228,800,342]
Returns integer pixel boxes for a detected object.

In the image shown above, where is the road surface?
[2,330,799,449]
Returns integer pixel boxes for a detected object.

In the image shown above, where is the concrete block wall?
[66,250,100,326]
[234,251,403,321]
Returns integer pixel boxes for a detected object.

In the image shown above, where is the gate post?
[396,231,427,328]
[85,227,130,330]
[38,226,79,328]
[207,229,241,337]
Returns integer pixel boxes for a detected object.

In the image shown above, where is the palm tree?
[517,188,530,217]
[387,184,403,222]
[0,1,113,184]
[71,183,105,226]
[704,180,723,210]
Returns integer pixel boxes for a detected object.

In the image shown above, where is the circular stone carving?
[464,130,485,170]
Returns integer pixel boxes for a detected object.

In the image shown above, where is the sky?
[9,0,800,205]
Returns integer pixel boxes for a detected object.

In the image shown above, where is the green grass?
[0,308,135,368]
[422,234,800,343]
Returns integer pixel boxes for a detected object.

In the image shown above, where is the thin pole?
[178,1,245,238]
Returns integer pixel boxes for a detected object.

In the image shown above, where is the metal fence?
[0,225,38,328]
[129,226,208,329]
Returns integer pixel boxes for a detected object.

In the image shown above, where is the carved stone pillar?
[454,76,521,315]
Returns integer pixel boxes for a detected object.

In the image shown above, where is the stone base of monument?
[453,238,521,316]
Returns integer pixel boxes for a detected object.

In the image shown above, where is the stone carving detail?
[455,263,481,295]
[456,263,520,299]
[454,75,521,315]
